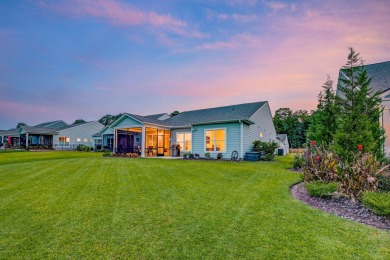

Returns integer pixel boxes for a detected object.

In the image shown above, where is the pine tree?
[307,76,338,147]
[334,47,384,161]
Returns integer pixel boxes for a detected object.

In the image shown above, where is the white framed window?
[84,138,88,142]
[59,137,70,146]
[176,132,191,151]
[205,129,226,152]
[77,138,81,142]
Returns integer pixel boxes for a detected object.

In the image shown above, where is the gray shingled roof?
[144,113,168,120]
[0,129,19,136]
[125,114,171,126]
[34,120,68,129]
[20,126,58,135]
[164,101,267,127]
[338,61,390,94]
[277,134,287,142]
[117,101,267,128]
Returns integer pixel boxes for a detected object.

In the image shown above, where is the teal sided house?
[109,101,277,159]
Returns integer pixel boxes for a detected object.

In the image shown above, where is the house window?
[84,138,88,142]
[59,137,70,146]
[77,138,81,142]
[95,139,102,145]
[205,129,226,152]
[176,133,191,151]
[135,137,140,143]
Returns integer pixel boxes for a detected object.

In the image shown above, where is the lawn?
[0,152,389,258]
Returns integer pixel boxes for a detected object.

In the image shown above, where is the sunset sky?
[1,0,390,129]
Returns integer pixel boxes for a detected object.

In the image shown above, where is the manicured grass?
[0,153,389,258]
[0,150,100,165]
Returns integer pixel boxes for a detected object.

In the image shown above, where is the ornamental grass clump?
[304,181,339,198]
[336,153,388,202]
[361,191,390,216]
[302,147,338,182]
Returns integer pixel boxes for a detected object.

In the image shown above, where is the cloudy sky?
[1,0,389,129]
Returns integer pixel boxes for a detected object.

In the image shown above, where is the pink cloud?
[39,0,204,38]
[264,1,288,10]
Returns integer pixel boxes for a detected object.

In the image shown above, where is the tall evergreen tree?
[334,47,384,161]
[307,76,338,147]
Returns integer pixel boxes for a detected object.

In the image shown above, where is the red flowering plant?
[303,146,339,182]
[357,144,363,151]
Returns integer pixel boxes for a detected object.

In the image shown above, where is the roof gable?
[338,61,390,94]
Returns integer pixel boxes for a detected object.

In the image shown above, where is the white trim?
[141,125,146,158]
[240,122,243,158]
[175,131,192,152]
[203,128,227,153]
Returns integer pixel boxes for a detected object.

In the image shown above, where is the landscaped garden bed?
[291,182,390,231]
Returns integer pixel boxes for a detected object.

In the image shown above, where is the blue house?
[108,101,277,158]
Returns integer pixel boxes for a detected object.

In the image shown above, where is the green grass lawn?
[0,152,389,258]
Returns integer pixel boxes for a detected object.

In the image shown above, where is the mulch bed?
[291,182,390,231]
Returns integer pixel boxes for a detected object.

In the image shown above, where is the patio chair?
[230,150,243,162]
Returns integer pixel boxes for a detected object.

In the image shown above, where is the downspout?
[240,121,244,159]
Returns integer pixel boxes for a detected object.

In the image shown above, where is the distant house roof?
[164,101,267,127]
[34,120,68,129]
[277,134,287,142]
[0,129,19,137]
[144,113,170,120]
[338,61,390,94]
[20,126,58,135]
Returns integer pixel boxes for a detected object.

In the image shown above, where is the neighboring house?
[277,134,289,155]
[337,61,390,155]
[93,126,114,151]
[0,129,20,147]
[53,121,104,150]
[18,120,68,149]
[109,101,277,159]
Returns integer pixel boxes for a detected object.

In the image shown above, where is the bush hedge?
[304,181,338,198]
[361,192,390,216]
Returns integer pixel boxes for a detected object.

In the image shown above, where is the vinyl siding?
[101,127,114,135]
[243,102,277,152]
[192,123,240,159]
[53,121,104,150]
[114,116,142,129]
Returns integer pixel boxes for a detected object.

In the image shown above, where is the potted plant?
[205,152,211,159]
[194,153,200,160]
[217,153,223,160]
[183,152,189,159]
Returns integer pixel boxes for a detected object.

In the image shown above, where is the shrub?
[302,148,338,182]
[304,181,339,198]
[76,144,91,152]
[292,153,304,169]
[336,153,388,201]
[378,174,390,192]
[361,192,390,216]
[252,140,279,161]
[205,152,211,158]
[103,149,111,157]
[217,153,223,160]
